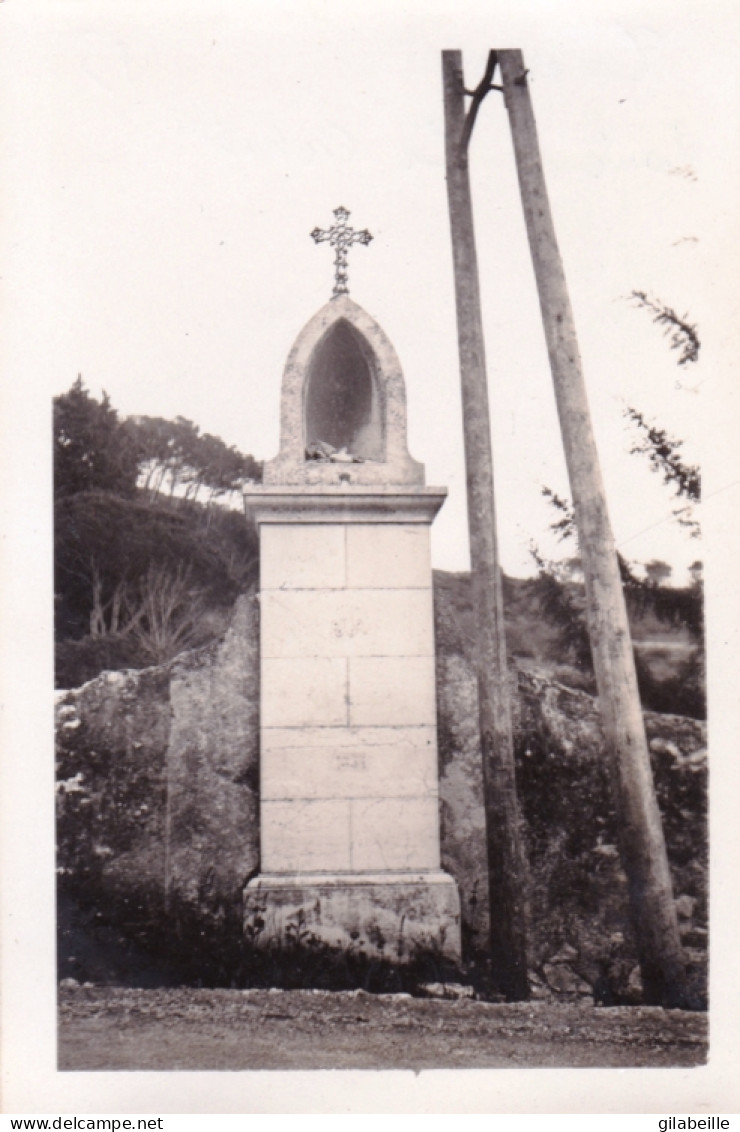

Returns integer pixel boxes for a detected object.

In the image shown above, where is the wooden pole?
[497,49,688,1007]
[442,50,530,1001]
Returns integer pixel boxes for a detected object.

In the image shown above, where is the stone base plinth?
[244,871,461,963]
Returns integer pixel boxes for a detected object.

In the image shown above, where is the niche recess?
[305,320,384,462]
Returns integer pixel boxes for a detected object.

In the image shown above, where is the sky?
[3,0,739,583]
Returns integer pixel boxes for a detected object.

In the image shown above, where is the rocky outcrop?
[57,592,260,982]
[57,594,707,1001]
[436,659,707,1005]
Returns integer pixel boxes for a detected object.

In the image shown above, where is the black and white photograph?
[1,0,739,1117]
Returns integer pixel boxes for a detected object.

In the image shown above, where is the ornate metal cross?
[310,206,373,298]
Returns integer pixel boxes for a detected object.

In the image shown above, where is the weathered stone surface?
[261,523,346,590]
[261,656,348,727]
[346,524,431,589]
[350,796,441,871]
[260,523,433,592]
[243,486,447,526]
[165,594,259,921]
[261,587,434,658]
[57,593,260,978]
[261,726,438,800]
[418,981,475,1000]
[244,871,461,962]
[436,652,490,951]
[261,798,353,872]
[541,960,593,998]
[436,652,707,1005]
[349,655,438,726]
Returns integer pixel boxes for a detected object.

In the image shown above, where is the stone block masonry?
[245,504,460,959]
[243,294,461,962]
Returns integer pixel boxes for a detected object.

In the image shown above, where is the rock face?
[57,591,707,1002]
[436,658,707,1005]
[436,652,489,951]
[57,593,260,983]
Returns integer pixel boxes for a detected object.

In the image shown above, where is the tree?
[689,560,703,584]
[539,486,703,631]
[127,415,201,499]
[54,384,263,686]
[624,286,701,537]
[624,407,700,538]
[534,486,704,718]
[54,491,247,641]
[127,415,263,504]
[125,563,209,666]
[529,544,591,670]
[629,291,700,367]
[54,377,139,499]
[644,559,673,586]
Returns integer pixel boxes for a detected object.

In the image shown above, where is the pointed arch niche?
[305,319,383,461]
[263,296,424,486]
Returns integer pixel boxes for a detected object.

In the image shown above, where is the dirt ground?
[58,986,707,1071]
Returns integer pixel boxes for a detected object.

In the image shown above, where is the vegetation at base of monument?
[59,885,475,995]
[54,379,262,687]
[238,907,470,995]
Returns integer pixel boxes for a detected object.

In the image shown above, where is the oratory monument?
[243,208,461,962]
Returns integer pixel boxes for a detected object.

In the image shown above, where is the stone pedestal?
[245,873,460,962]
[243,297,460,963]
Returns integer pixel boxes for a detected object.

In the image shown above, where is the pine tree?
[53,377,139,499]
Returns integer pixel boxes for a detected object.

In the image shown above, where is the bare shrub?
[126,564,209,666]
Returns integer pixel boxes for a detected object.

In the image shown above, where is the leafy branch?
[629,291,700,366]
[541,487,576,542]
[623,407,700,503]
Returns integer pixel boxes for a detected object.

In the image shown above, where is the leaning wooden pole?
[497,49,688,1007]
[442,50,530,1001]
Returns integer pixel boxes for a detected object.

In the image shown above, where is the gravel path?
[58,986,707,1071]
